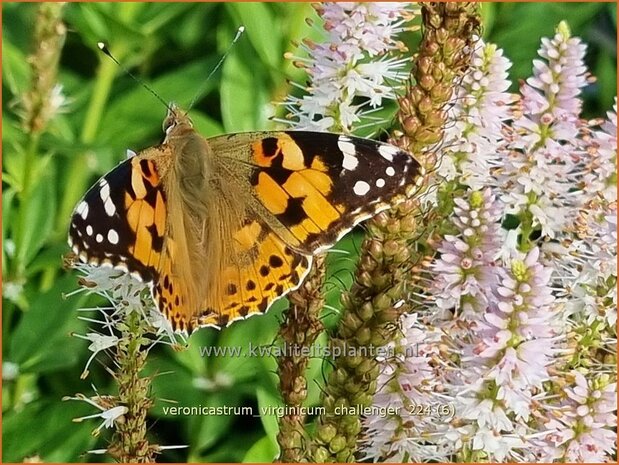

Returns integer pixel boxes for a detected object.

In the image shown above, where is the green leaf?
[66,3,147,47]
[186,392,242,453]
[1,39,30,98]
[490,3,605,83]
[211,309,281,382]
[594,52,618,110]
[98,57,220,150]
[322,232,364,328]
[23,243,68,277]
[242,435,279,463]
[220,49,269,132]
[3,400,96,462]
[226,3,281,69]
[8,274,86,373]
[141,3,208,37]
[255,385,282,443]
[190,110,224,138]
[13,158,57,270]
[146,355,201,416]
[2,188,16,273]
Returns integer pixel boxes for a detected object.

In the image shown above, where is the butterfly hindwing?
[193,223,312,328]
[68,154,166,282]
[210,131,422,254]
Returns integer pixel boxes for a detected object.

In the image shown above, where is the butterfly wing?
[191,224,312,328]
[69,128,422,334]
[68,154,167,282]
[209,131,422,255]
[187,131,422,329]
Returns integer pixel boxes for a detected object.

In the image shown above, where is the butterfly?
[68,104,422,333]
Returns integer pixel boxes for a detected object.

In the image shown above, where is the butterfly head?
[163,103,194,137]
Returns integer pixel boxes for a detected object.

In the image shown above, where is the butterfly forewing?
[68,155,166,282]
[210,131,421,254]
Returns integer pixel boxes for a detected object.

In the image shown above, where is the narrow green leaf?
[242,435,279,463]
[1,40,30,98]
[226,3,281,69]
[3,400,96,462]
[13,159,57,269]
[9,274,86,373]
[2,189,16,273]
[256,385,283,443]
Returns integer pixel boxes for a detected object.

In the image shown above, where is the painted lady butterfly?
[68,104,422,333]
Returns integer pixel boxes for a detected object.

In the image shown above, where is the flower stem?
[12,2,65,278]
[107,311,158,462]
[277,255,325,462]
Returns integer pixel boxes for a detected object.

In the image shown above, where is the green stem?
[12,133,41,277]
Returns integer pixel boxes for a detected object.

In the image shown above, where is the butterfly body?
[69,105,422,333]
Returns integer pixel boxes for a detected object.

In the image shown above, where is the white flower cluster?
[284,2,413,132]
[362,21,616,463]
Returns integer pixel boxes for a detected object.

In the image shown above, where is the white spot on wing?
[86,225,93,236]
[77,201,89,219]
[98,179,116,216]
[116,263,129,273]
[353,180,370,196]
[386,166,396,177]
[99,180,110,200]
[338,136,359,171]
[378,144,399,162]
[108,229,119,245]
[376,178,385,188]
[104,198,116,216]
[96,234,103,243]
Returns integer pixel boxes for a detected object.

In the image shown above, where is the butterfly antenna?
[97,42,171,111]
[186,25,245,112]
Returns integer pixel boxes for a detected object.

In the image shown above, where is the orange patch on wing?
[299,169,333,196]
[154,191,166,236]
[302,195,340,230]
[126,202,145,234]
[233,221,263,252]
[251,140,272,167]
[134,211,154,265]
[290,218,321,241]
[131,159,148,199]
[278,137,306,171]
[311,157,328,172]
[255,172,290,215]
[153,245,193,333]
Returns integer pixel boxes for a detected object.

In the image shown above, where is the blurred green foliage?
[2,2,616,462]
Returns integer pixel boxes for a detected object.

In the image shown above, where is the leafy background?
[2,2,616,462]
